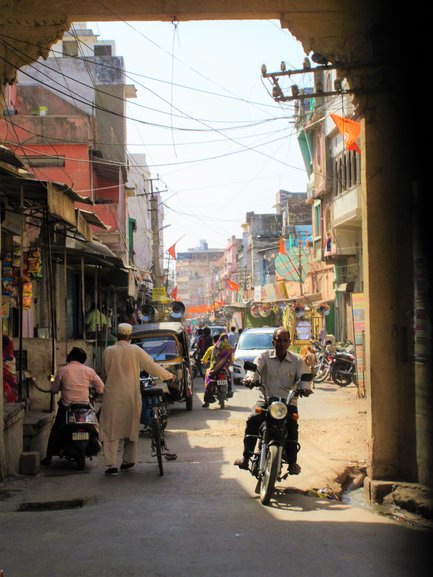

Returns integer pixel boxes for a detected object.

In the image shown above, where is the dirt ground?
[189,377,369,498]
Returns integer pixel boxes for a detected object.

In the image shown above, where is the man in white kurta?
[99,323,173,475]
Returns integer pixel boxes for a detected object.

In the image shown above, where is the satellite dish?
[274,254,296,280]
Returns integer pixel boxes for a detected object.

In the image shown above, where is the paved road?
[0,380,430,577]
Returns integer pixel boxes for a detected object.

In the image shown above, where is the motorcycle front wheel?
[314,361,330,383]
[260,445,280,505]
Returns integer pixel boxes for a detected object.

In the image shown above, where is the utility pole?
[142,177,167,290]
[298,231,304,295]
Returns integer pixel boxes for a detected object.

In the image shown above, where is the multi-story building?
[176,240,224,313]
[0,24,145,319]
[295,68,363,341]
[0,25,149,473]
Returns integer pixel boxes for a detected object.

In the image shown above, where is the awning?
[53,237,126,269]
[0,154,111,241]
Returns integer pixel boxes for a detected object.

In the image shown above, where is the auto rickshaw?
[131,314,194,411]
[282,302,324,353]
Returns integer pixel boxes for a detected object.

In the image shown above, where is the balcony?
[333,185,362,228]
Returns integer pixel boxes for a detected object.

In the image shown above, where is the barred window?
[22,156,65,168]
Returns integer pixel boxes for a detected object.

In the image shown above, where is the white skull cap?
[118,323,132,335]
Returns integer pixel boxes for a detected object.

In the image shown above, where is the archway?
[0,1,431,491]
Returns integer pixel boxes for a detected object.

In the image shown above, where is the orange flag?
[330,113,361,153]
[226,278,240,292]
[170,286,178,300]
[167,243,177,260]
[279,237,286,255]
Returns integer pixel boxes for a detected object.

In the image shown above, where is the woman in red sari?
[3,335,18,403]
[202,333,233,407]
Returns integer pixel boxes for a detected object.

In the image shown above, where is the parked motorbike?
[242,361,313,505]
[55,392,101,470]
[313,345,357,387]
[331,350,357,386]
[207,368,232,409]
[313,349,333,382]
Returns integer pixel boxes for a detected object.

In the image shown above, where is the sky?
[87,18,313,256]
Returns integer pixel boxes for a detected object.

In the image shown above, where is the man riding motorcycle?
[234,327,313,474]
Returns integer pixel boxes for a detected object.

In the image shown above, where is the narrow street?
[0,379,430,577]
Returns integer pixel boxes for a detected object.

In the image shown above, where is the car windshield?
[210,326,225,336]
[136,336,180,361]
[237,332,274,351]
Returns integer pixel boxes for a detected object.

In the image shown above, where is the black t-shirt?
[198,335,213,357]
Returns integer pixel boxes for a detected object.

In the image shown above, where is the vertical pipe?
[81,255,86,340]
[64,243,67,359]
[18,186,24,399]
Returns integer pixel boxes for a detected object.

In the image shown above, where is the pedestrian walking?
[99,323,173,476]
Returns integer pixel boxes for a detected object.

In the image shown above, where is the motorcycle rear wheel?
[217,389,225,409]
[74,441,87,471]
[331,366,352,387]
[260,445,280,505]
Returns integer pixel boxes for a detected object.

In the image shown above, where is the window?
[314,201,321,238]
[94,45,112,56]
[137,336,179,361]
[22,156,65,168]
[62,41,78,57]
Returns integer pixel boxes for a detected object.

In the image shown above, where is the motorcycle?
[207,368,232,409]
[242,361,314,505]
[313,345,357,387]
[330,350,357,387]
[55,392,101,470]
[313,349,333,383]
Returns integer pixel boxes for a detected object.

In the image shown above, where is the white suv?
[232,327,276,385]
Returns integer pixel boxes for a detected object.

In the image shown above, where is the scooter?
[55,393,101,470]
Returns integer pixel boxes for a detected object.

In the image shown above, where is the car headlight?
[269,401,288,420]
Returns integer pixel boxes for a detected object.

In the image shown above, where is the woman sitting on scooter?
[202,333,233,407]
[41,347,105,465]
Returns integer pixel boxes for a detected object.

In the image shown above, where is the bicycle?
[140,376,177,476]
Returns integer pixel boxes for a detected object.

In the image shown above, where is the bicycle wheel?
[151,414,164,476]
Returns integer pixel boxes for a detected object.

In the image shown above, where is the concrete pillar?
[361,94,417,482]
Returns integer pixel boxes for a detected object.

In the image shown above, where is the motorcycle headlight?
[269,401,288,420]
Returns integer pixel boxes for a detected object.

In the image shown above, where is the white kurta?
[99,341,172,443]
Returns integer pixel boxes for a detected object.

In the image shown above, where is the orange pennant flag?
[330,113,361,153]
[167,243,177,260]
[226,278,240,292]
[279,237,286,255]
[170,286,178,300]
